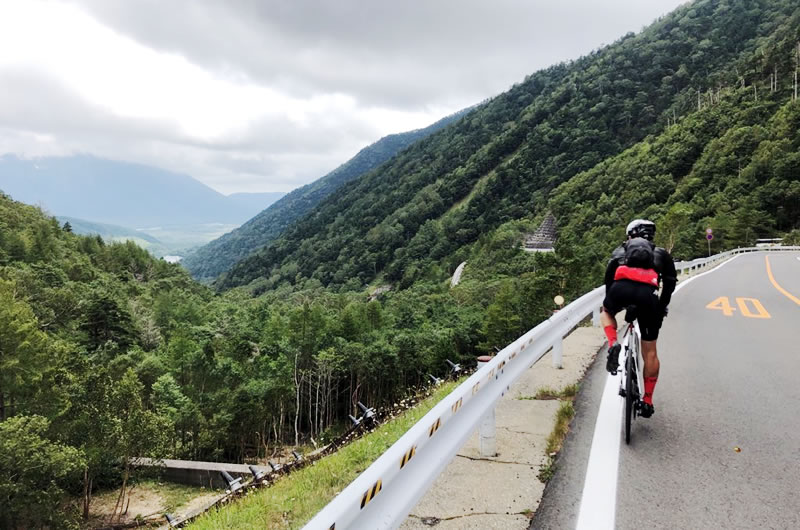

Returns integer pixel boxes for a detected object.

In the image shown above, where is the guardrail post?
[477,355,496,457]
[592,306,601,327]
[552,337,563,369]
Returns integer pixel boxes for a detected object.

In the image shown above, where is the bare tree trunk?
[774,65,778,92]
[123,483,134,515]
[110,465,129,523]
[83,468,91,520]
[307,375,313,439]
[294,353,301,446]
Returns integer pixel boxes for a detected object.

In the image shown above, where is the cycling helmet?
[626,219,656,241]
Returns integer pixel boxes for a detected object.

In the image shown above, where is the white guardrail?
[304,246,800,530]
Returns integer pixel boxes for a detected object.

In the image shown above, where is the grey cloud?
[71,0,687,110]
[0,68,183,145]
[5,1,687,193]
[0,68,375,193]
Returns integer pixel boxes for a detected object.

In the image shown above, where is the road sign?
[706,228,713,235]
[707,234,713,240]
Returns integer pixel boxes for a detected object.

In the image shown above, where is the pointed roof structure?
[523,212,557,252]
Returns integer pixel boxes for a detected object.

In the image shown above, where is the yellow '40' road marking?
[706,296,771,319]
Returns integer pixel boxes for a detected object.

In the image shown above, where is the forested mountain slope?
[182,110,469,282]
[219,0,800,292]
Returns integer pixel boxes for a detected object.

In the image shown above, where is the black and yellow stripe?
[400,445,417,469]
[329,524,335,530]
[360,479,382,509]
[428,418,442,437]
[451,397,463,414]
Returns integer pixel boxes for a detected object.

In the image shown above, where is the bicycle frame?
[619,319,644,408]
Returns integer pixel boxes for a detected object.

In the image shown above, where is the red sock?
[604,325,617,346]
[644,377,658,405]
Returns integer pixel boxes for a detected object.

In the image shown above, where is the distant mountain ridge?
[181,109,471,282]
[0,154,285,228]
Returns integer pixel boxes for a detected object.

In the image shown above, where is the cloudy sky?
[0,0,687,194]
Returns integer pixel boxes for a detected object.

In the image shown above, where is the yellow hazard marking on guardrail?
[400,445,417,469]
[488,368,495,379]
[428,418,442,437]
[451,397,463,414]
[360,480,382,509]
[472,382,480,395]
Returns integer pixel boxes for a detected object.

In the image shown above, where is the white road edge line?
[673,253,741,294]
[575,253,742,530]
[575,371,622,530]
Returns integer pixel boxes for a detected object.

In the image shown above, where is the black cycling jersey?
[604,241,677,312]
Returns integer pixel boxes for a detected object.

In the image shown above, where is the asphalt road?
[531,251,800,530]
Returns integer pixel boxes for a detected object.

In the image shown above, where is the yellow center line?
[765,255,800,306]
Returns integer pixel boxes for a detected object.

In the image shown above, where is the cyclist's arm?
[605,246,625,291]
[657,250,678,310]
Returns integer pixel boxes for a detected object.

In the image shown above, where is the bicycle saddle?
[624,305,638,323]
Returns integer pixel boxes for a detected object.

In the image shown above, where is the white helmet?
[626,219,656,241]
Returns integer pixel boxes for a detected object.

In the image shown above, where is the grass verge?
[188,380,459,529]
[537,393,577,483]
[519,383,579,401]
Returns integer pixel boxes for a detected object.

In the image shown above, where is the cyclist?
[600,219,677,417]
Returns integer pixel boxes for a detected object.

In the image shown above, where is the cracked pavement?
[399,326,605,530]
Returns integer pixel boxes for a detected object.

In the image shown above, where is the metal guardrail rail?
[304,247,799,530]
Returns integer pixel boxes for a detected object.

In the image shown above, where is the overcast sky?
[0,0,687,195]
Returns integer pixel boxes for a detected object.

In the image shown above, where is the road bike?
[618,306,644,444]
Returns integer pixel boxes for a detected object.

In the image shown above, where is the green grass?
[544,401,575,455]
[538,400,576,483]
[519,383,579,401]
[188,381,459,529]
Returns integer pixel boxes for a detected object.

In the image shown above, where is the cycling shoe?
[639,402,655,418]
[606,343,621,375]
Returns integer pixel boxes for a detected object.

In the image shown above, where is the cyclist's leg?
[638,297,664,416]
[600,307,618,343]
[641,340,660,379]
[601,286,624,374]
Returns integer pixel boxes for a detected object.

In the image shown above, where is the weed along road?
[532,251,800,530]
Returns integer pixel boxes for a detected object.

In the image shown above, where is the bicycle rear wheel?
[624,355,635,444]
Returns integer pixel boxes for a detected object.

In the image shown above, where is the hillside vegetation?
[182,110,469,282]
[218,0,800,293]
[2,1,800,527]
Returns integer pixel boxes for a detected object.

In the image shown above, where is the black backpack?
[624,238,655,269]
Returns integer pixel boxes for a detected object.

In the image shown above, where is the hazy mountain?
[182,109,470,282]
[0,155,283,228]
[54,215,172,256]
